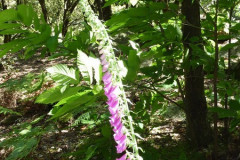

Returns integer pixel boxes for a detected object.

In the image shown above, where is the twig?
[176,78,185,101]
[213,0,219,158]
[137,83,184,111]
[199,4,215,26]
[224,5,234,146]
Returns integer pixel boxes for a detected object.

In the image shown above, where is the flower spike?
[79,0,143,159]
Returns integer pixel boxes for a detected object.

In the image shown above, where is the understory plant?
[79,0,143,159]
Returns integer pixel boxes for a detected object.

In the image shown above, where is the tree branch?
[137,83,185,111]
[176,78,185,101]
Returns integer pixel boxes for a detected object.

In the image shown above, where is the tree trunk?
[16,0,27,5]
[62,0,80,37]
[38,0,48,23]
[95,0,112,21]
[182,0,212,149]
[1,0,11,43]
[17,0,21,5]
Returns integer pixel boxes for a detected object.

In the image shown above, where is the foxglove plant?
[79,0,143,160]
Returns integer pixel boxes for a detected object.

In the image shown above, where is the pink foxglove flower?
[79,1,142,159]
[102,63,109,72]
[100,53,129,160]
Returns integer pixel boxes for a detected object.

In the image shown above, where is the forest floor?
[0,55,240,160]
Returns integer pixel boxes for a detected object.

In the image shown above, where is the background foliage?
[0,0,240,160]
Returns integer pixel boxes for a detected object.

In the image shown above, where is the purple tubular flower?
[103,72,112,85]
[100,54,128,158]
[116,142,127,153]
[110,112,118,120]
[116,154,127,160]
[113,123,123,133]
[104,82,112,93]
[101,58,108,65]
[100,54,106,61]
[110,115,120,124]
[118,134,127,143]
[105,86,119,99]
[111,116,122,128]
[114,130,124,141]
[108,106,118,115]
[107,94,118,103]
[107,99,119,109]
[102,63,109,72]
[115,134,127,146]
[106,91,116,100]
[103,71,111,80]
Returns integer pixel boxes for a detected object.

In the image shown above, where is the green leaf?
[33,12,40,30]
[46,36,58,52]
[31,25,51,44]
[0,39,28,58]
[0,29,28,35]
[0,45,12,58]
[84,145,97,160]
[0,106,21,116]
[230,23,240,32]
[221,42,239,51]
[51,91,93,119]
[101,125,112,138]
[106,12,130,32]
[229,100,240,111]
[24,47,36,60]
[208,107,237,118]
[47,64,80,85]
[17,5,34,26]
[0,23,21,30]
[35,86,82,104]
[77,50,93,84]
[29,73,45,92]
[54,90,92,107]
[11,39,29,53]
[126,50,140,81]
[6,137,38,160]
[103,0,119,7]
[165,25,182,41]
[92,85,103,94]
[0,9,18,23]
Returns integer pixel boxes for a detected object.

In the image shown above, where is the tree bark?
[38,0,48,23]
[62,0,80,37]
[17,0,21,5]
[1,0,11,43]
[182,0,212,149]
[94,0,112,21]
[16,0,27,5]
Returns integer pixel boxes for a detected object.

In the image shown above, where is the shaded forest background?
[0,0,240,160]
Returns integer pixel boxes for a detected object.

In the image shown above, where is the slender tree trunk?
[95,0,112,21]
[17,0,21,5]
[17,0,27,5]
[1,0,11,43]
[182,0,212,149]
[224,6,234,146]
[38,0,48,23]
[62,0,80,37]
[213,0,219,158]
